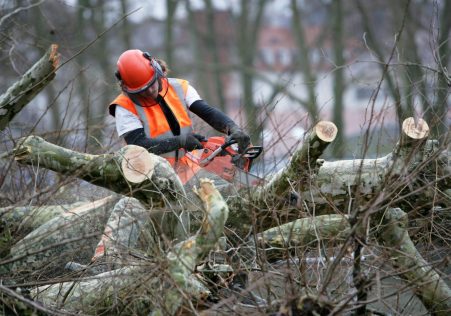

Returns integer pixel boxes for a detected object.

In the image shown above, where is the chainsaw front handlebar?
[222,138,237,149]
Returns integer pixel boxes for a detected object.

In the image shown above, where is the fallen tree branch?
[1,196,119,279]
[255,214,350,261]
[257,214,350,248]
[31,179,228,315]
[0,201,87,236]
[12,136,185,206]
[378,208,451,316]
[0,44,59,131]
[255,120,337,201]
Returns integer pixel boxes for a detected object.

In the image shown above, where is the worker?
[109,49,250,184]
[79,49,250,264]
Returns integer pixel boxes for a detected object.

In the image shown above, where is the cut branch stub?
[254,120,337,201]
[314,120,338,143]
[121,145,154,183]
[402,117,429,140]
[391,117,431,175]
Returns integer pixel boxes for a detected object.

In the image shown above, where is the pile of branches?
[1,45,449,315]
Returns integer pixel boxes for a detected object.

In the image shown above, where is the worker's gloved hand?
[229,126,250,154]
[192,133,207,143]
[178,133,205,151]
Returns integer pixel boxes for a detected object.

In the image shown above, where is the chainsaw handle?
[221,138,237,149]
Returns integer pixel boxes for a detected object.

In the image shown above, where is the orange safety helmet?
[115,49,163,94]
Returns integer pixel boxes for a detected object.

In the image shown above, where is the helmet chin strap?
[158,77,169,98]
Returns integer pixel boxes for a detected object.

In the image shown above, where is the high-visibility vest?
[109,78,200,184]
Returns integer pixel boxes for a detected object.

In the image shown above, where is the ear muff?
[114,70,125,90]
[142,52,164,79]
[115,70,122,81]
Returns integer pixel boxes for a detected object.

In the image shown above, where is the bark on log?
[256,214,350,248]
[0,196,118,279]
[254,214,350,261]
[0,44,59,131]
[0,201,86,237]
[255,121,337,201]
[31,179,228,315]
[12,136,186,207]
[378,208,451,315]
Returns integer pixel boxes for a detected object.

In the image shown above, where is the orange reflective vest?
[109,78,201,184]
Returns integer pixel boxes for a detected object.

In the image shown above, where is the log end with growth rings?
[402,117,429,140]
[121,145,154,183]
[314,121,338,142]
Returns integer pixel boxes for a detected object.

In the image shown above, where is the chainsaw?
[185,136,263,187]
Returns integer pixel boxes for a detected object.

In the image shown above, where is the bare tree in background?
[237,0,267,143]
[429,0,450,138]
[164,0,180,68]
[119,0,132,50]
[356,0,449,140]
[290,0,320,121]
[202,0,227,111]
[331,0,346,158]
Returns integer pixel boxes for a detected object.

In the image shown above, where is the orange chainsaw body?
[185,136,262,185]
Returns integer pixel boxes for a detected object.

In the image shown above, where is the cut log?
[121,145,155,183]
[0,201,86,237]
[12,136,186,206]
[0,44,59,131]
[31,179,228,315]
[0,196,119,279]
[401,117,429,141]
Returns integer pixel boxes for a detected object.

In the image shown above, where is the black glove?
[229,126,250,154]
[178,133,205,151]
[192,133,207,143]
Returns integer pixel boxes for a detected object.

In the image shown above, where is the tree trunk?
[0,201,87,237]
[203,0,227,111]
[238,0,267,143]
[355,0,404,128]
[12,136,186,207]
[331,0,346,158]
[427,0,451,138]
[290,0,319,121]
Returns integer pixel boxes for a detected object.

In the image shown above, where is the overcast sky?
[126,0,288,21]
